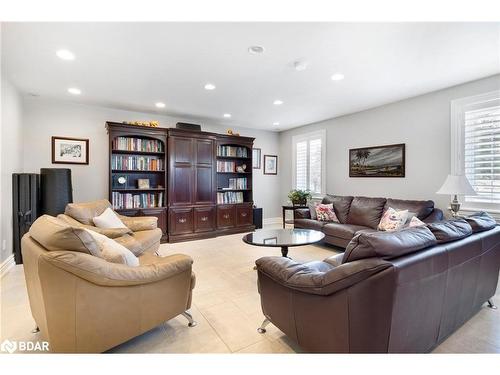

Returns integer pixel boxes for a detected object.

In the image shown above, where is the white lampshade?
[436,174,476,196]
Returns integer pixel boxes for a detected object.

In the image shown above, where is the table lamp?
[436,174,476,217]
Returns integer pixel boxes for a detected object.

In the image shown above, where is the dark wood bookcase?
[106,122,168,242]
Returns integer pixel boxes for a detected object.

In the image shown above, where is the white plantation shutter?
[292,130,326,195]
[464,105,500,203]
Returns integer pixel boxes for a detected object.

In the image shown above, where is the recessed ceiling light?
[223,113,232,118]
[294,60,308,71]
[331,73,345,81]
[248,46,265,54]
[67,87,81,95]
[155,102,166,108]
[273,122,280,126]
[56,49,75,60]
[204,83,216,90]
[273,100,283,105]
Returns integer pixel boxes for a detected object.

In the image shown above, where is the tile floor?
[1,224,499,353]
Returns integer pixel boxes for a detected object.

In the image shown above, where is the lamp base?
[450,195,461,218]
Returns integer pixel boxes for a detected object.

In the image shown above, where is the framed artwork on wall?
[349,143,405,177]
[264,154,278,175]
[51,136,89,165]
[252,148,261,169]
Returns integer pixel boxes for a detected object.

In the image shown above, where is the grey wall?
[1,75,24,263]
[279,74,500,212]
[22,97,281,219]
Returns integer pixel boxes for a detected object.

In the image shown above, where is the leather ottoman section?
[294,219,327,231]
[323,223,372,240]
[347,196,386,229]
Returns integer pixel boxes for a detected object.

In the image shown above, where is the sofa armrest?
[40,251,192,287]
[423,209,444,223]
[256,256,391,296]
[294,208,311,220]
[117,215,158,231]
[57,214,132,238]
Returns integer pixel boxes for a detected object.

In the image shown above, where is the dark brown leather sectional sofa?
[294,195,444,248]
[256,213,500,353]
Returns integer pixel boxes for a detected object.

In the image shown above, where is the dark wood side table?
[282,205,308,228]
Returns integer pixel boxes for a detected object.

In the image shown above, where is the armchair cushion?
[92,207,127,229]
[118,215,158,232]
[65,199,112,225]
[84,229,139,267]
[40,251,193,287]
[57,214,132,238]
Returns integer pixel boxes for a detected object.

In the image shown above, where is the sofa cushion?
[323,223,371,240]
[65,199,112,225]
[322,195,353,223]
[426,219,472,243]
[84,229,139,267]
[384,198,435,220]
[294,218,327,232]
[93,207,128,229]
[342,226,437,263]
[346,196,386,229]
[29,215,99,255]
[464,212,497,233]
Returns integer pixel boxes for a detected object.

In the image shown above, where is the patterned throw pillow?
[315,203,339,222]
[378,207,409,232]
[408,216,426,227]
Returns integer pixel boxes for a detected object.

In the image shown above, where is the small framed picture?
[263,155,278,175]
[137,179,150,189]
[252,148,261,169]
[263,237,278,245]
[52,136,89,165]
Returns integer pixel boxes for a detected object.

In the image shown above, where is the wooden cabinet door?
[194,139,215,205]
[169,136,194,206]
[236,204,253,227]
[194,206,215,233]
[217,205,235,229]
[169,208,194,235]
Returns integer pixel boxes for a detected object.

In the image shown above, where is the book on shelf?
[112,137,163,152]
[227,177,247,189]
[217,160,236,172]
[217,145,248,157]
[112,191,164,210]
[112,155,164,171]
[217,191,244,204]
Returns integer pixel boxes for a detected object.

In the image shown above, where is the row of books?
[112,137,163,152]
[112,155,164,171]
[217,160,237,172]
[112,192,164,209]
[227,177,247,190]
[217,191,244,204]
[217,145,248,158]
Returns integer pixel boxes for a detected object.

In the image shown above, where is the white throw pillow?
[378,207,409,232]
[408,216,426,227]
[83,229,139,267]
[93,207,127,229]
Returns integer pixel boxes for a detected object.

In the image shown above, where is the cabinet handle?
[241,212,247,217]
[178,218,187,223]
[201,216,208,222]
[223,214,230,219]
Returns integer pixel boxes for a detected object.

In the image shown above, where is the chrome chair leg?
[487,299,497,309]
[32,326,40,333]
[257,318,270,333]
[181,311,197,327]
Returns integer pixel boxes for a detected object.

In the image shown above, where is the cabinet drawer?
[194,206,215,232]
[169,208,194,235]
[236,205,253,227]
[217,205,235,229]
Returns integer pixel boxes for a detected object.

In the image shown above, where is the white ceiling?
[2,22,500,131]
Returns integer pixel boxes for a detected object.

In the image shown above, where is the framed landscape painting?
[349,143,405,177]
[52,136,89,165]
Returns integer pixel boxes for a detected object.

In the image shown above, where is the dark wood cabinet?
[217,205,236,229]
[169,208,194,235]
[194,206,215,232]
[236,204,253,227]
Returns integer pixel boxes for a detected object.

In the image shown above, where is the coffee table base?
[281,246,288,257]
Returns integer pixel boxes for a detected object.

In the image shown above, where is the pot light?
[273,100,283,105]
[67,87,81,95]
[273,122,280,126]
[248,46,265,54]
[331,73,345,81]
[294,60,308,71]
[155,102,166,108]
[56,49,75,60]
[223,113,232,118]
[204,83,216,90]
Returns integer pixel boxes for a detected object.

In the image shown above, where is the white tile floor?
[1,224,499,353]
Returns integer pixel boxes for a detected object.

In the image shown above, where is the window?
[292,130,326,195]
[451,90,500,210]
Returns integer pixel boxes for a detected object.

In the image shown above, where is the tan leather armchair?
[22,223,196,353]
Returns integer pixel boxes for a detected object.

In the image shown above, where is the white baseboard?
[0,254,15,278]
[263,217,282,225]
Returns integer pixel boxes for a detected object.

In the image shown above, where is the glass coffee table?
[242,228,325,258]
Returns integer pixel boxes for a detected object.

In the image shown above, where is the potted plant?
[288,189,312,206]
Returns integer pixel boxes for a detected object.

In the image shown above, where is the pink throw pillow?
[315,203,339,222]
